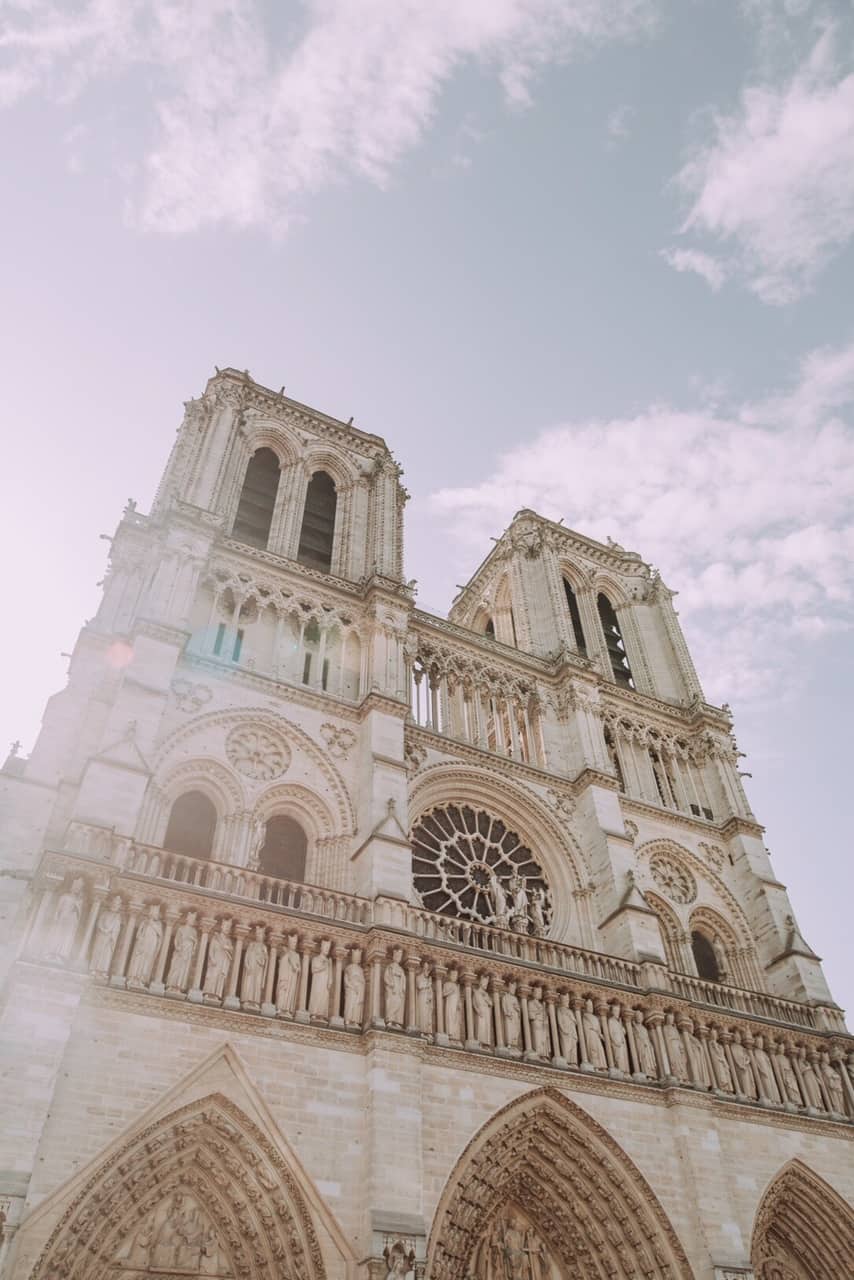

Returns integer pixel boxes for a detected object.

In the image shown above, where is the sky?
[1,0,852,1012]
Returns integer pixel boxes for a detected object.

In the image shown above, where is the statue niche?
[470,1207,562,1280]
[113,1188,233,1276]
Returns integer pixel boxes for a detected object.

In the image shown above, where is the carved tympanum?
[225,725,290,780]
[470,1207,561,1280]
[113,1189,233,1275]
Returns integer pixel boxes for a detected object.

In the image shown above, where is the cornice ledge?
[132,619,192,646]
[570,766,619,792]
[404,724,571,787]
[720,815,765,839]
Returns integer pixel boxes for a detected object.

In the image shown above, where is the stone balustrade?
[24,853,854,1128]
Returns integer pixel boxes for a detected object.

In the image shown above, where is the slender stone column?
[462,972,478,1052]
[598,1000,615,1070]
[330,944,347,1028]
[188,920,213,1005]
[74,890,105,968]
[519,985,533,1058]
[261,932,281,1018]
[433,964,447,1043]
[223,924,248,1011]
[624,1007,640,1077]
[405,955,420,1035]
[491,977,506,1051]
[546,991,560,1066]
[573,995,591,1069]
[149,908,178,996]
[295,940,314,1024]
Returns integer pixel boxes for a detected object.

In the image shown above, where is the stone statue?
[443,967,462,1041]
[798,1048,823,1109]
[384,1238,415,1280]
[752,1035,781,1103]
[528,988,549,1058]
[684,1024,710,1088]
[607,1004,630,1073]
[777,1048,803,1106]
[127,904,163,987]
[204,919,234,1000]
[473,974,493,1046]
[241,925,267,1006]
[821,1054,845,1114]
[529,887,547,937]
[730,1034,757,1099]
[711,934,729,981]
[582,999,607,1069]
[487,870,509,927]
[509,874,529,932]
[276,933,301,1016]
[343,948,365,1026]
[662,1013,688,1082]
[89,894,123,976]
[633,1011,658,1077]
[416,960,433,1035]
[384,947,406,1027]
[45,878,85,962]
[708,1029,733,1092]
[502,981,522,1050]
[152,1192,208,1269]
[556,994,578,1064]
[166,910,198,991]
[308,939,332,1019]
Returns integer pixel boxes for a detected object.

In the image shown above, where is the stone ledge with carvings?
[19,849,854,1128]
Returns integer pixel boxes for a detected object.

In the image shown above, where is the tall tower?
[1,371,852,1280]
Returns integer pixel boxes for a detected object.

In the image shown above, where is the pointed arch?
[28,1092,327,1280]
[645,890,690,973]
[751,1159,854,1280]
[428,1087,694,1280]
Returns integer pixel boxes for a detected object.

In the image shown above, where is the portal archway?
[751,1159,854,1280]
[29,1093,326,1280]
[428,1087,694,1279]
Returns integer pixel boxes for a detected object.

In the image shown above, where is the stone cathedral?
[1,368,853,1280]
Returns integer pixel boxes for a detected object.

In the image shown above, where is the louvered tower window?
[232,448,280,548]
[597,593,634,688]
[563,580,587,654]
[297,471,337,573]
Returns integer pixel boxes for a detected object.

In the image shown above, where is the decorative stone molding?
[319,722,356,759]
[649,853,697,905]
[170,678,213,713]
[226,724,291,780]
[751,1159,854,1280]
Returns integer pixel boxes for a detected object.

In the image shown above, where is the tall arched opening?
[751,1159,854,1280]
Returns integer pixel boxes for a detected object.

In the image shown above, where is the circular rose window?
[411,804,552,934]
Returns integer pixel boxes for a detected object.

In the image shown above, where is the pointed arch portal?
[751,1159,854,1280]
[29,1093,326,1280]
[428,1087,694,1280]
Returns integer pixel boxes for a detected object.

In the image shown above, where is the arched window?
[597,593,634,688]
[163,790,217,861]
[232,448,281,548]
[297,471,337,572]
[563,580,587,654]
[484,617,495,638]
[258,815,308,882]
[691,930,721,982]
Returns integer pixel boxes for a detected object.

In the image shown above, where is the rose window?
[226,725,290,781]
[649,853,696,904]
[411,805,552,933]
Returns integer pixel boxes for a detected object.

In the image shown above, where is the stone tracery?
[751,1159,854,1280]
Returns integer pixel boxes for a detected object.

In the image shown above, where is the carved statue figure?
[45,878,85,962]
[166,910,198,991]
[343,948,365,1026]
[509,875,529,932]
[798,1048,823,1109]
[443,968,462,1041]
[152,1192,208,1269]
[730,1034,758,1098]
[502,981,522,1050]
[204,919,234,999]
[416,960,433,1035]
[821,1054,845,1113]
[527,988,549,1057]
[582,999,607,1069]
[633,1011,658,1077]
[488,870,509,927]
[89,894,123,976]
[384,947,406,1027]
[752,1035,781,1103]
[607,1004,630,1073]
[127,904,163,987]
[384,1238,415,1280]
[777,1048,803,1106]
[711,934,729,982]
[556,994,578,1064]
[241,925,268,1006]
[472,974,493,1046]
[662,1013,688,1082]
[308,939,332,1019]
[684,1024,710,1088]
[529,887,547,937]
[708,1029,733,1092]
[276,933,301,1015]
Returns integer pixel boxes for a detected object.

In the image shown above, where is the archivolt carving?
[158,758,247,816]
[751,1159,854,1280]
[408,766,585,940]
[252,782,338,841]
[29,1093,326,1280]
[152,708,356,836]
[428,1087,694,1280]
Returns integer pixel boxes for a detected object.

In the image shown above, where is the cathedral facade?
[1,368,852,1280]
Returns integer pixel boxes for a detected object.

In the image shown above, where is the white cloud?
[425,336,854,703]
[0,0,657,232]
[672,27,854,303]
[606,103,635,143]
[660,246,726,291]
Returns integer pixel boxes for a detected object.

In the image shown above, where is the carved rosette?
[226,725,290,781]
[649,854,696,905]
